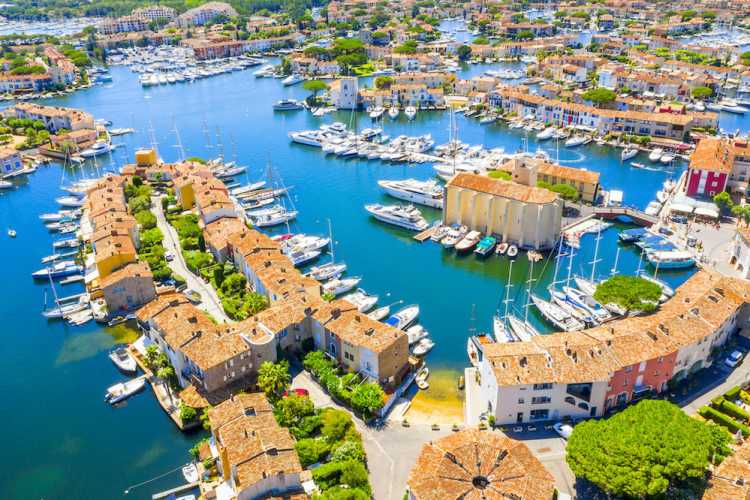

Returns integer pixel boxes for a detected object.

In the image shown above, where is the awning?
[694,206,719,218]
[670,203,694,214]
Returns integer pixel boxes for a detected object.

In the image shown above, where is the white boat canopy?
[694,206,719,219]
[669,203,694,214]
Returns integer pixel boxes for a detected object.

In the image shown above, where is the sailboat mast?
[589,225,602,282]
[565,247,575,287]
[611,246,621,276]
[503,259,514,320]
[328,218,335,263]
[524,260,535,324]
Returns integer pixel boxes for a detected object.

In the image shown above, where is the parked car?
[670,214,688,224]
[553,422,573,440]
[165,251,174,262]
[527,424,537,432]
[687,236,698,247]
[184,289,201,304]
[283,388,310,397]
[725,350,744,368]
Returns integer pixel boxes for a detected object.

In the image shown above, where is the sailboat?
[507,261,539,341]
[308,219,347,281]
[41,270,89,319]
[491,259,518,343]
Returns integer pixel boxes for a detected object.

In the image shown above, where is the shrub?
[179,403,197,422]
[699,406,750,436]
[321,409,352,442]
[330,440,365,463]
[135,210,157,229]
[718,399,750,422]
[296,437,331,467]
[726,386,742,400]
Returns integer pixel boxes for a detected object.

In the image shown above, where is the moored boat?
[385,304,419,330]
[109,347,137,373]
[105,377,146,404]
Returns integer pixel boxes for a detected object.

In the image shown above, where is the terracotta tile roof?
[703,440,750,499]
[690,137,733,174]
[204,216,248,252]
[99,261,153,289]
[407,429,555,500]
[447,172,559,204]
[208,393,302,491]
[483,271,750,386]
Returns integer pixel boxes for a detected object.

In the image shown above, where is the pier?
[151,482,199,499]
[413,226,437,242]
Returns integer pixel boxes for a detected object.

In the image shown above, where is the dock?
[60,275,84,285]
[413,226,436,242]
[152,482,198,499]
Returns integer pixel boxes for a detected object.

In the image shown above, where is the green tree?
[351,383,385,416]
[257,360,291,402]
[714,191,732,212]
[456,44,472,61]
[691,86,713,100]
[303,79,328,104]
[330,439,365,463]
[296,437,331,467]
[321,408,353,441]
[274,393,315,428]
[566,400,731,498]
[581,87,617,106]
[374,75,394,89]
[593,275,662,313]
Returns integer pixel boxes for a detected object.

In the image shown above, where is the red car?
[283,388,309,397]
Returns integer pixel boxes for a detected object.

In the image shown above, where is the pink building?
[685,137,732,197]
[605,351,677,410]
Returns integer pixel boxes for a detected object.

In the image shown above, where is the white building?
[132,5,176,22]
[330,77,358,109]
[731,227,750,280]
[177,2,238,27]
[0,148,22,175]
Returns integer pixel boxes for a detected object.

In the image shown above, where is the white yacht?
[405,106,417,120]
[565,136,589,147]
[342,289,378,312]
[80,141,111,158]
[406,324,429,345]
[377,179,444,208]
[385,305,419,330]
[105,377,146,404]
[273,99,303,110]
[388,106,400,119]
[648,148,664,162]
[288,130,325,147]
[507,315,538,342]
[365,204,429,231]
[530,294,584,332]
[322,277,361,296]
[369,106,385,119]
[536,127,555,141]
[282,74,304,86]
[621,147,638,161]
[368,305,390,321]
[109,347,137,373]
[249,209,298,227]
[308,262,347,281]
[660,152,676,164]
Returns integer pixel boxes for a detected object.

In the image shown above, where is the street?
[152,196,230,323]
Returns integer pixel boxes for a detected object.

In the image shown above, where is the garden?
[699,385,750,437]
[125,178,172,281]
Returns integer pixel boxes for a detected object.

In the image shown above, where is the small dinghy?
[105,377,146,404]
[109,347,137,374]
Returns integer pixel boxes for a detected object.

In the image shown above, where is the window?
[533,383,552,390]
[564,396,576,406]
[531,396,551,405]
[518,398,525,404]
[566,383,592,402]
[530,409,549,420]
[578,402,589,411]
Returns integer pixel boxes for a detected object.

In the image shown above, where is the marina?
[3,12,750,499]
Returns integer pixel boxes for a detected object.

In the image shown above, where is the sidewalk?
[152,197,230,323]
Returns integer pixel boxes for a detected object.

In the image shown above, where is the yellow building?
[93,231,137,278]
[502,156,601,203]
[444,172,562,250]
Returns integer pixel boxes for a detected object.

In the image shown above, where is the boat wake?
[552,150,586,164]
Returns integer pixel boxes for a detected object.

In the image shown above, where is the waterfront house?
[0,147,22,175]
[444,172,562,251]
[4,102,94,132]
[329,77,358,109]
[207,393,305,500]
[176,2,238,28]
[499,156,601,203]
[407,429,555,500]
[99,261,156,313]
[467,271,750,425]
[684,137,732,197]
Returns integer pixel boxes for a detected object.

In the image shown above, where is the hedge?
[726,386,742,400]
[741,390,750,405]
[699,406,750,436]
[719,399,750,422]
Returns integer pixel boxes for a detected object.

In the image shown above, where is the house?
[730,227,750,280]
[407,429,555,500]
[0,147,22,175]
[99,261,156,313]
[207,393,304,500]
[329,77,358,109]
[444,172,562,251]
[499,156,601,203]
[684,137,732,197]
[3,102,94,132]
[176,2,238,27]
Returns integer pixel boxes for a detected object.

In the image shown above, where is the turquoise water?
[0,60,730,498]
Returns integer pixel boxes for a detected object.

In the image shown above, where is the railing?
[593,206,658,225]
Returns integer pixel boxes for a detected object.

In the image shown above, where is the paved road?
[152,197,230,323]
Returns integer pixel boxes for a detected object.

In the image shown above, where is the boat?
[80,141,112,158]
[621,148,638,161]
[530,293,584,332]
[53,238,79,249]
[368,305,390,321]
[67,309,93,326]
[385,304,419,330]
[365,204,428,231]
[249,209,298,227]
[648,148,664,162]
[273,99,303,110]
[109,347,137,374]
[282,74,304,86]
[430,225,450,242]
[388,107,399,119]
[619,227,647,243]
[309,262,347,281]
[441,225,467,249]
[109,127,135,136]
[406,324,429,345]
[548,286,596,325]
[644,201,662,217]
[182,463,199,483]
[495,242,508,255]
[474,235,497,256]
[565,136,588,147]
[0,179,12,189]
[8,228,16,237]
[563,286,612,323]
[506,314,538,342]
[105,377,146,404]
[506,244,518,258]
[322,277,361,296]
[660,152,676,164]
[656,190,669,203]
[369,106,385,119]
[377,179,443,208]
[646,250,695,269]
[415,366,429,390]
[405,106,417,120]
[411,338,435,356]
[536,127,556,141]
[56,196,85,207]
[32,261,82,279]
[493,314,516,343]
[342,289,378,312]
[287,249,321,267]
[455,230,482,253]
[638,271,674,301]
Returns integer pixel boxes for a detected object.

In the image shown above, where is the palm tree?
[157,366,176,407]
[257,360,290,401]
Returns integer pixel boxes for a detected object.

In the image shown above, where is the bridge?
[593,206,658,226]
